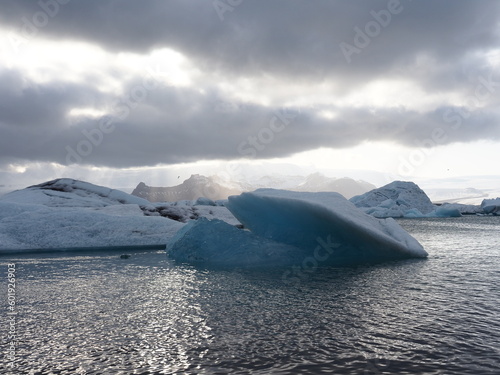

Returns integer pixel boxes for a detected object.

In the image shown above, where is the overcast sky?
[0,0,499,190]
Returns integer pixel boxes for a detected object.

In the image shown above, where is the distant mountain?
[132,174,242,202]
[132,173,376,202]
[294,172,376,199]
[244,174,306,190]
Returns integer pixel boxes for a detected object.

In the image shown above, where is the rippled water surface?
[2,216,500,374]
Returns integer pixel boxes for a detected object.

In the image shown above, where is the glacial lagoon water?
[2,216,500,374]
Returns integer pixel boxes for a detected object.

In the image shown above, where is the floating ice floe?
[481,198,500,215]
[434,203,483,216]
[0,178,155,209]
[167,189,428,267]
[0,200,184,251]
[167,217,303,268]
[350,181,463,218]
[0,178,244,252]
[0,179,199,251]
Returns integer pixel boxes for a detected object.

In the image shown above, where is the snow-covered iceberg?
[481,198,500,215]
[0,178,243,252]
[350,181,435,218]
[350,181,464,218]
[0,179,182,251]
[0,204,182,251]
[167,189,427,267]
[1,178,155,209]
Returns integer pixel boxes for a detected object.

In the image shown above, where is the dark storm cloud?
[0,69,105,128]
[0,0,500,168]
[0,71,499,168]
[2,0,499,84]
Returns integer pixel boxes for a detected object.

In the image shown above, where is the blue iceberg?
[167,189,427,268]
[167,217,304,267]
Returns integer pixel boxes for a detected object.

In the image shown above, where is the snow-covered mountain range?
[132,173,376,202]
[132,174,241,202]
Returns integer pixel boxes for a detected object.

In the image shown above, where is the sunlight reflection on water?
[2,216,500,374]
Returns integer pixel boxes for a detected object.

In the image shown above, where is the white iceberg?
[481,198,500,215]
[0,178,242,252]
[167,189,427,267]
[0,206,183,251]
[1,178,155,209]
[350,181,464,218]
[350,181,436,218]
[0,179,182,251]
